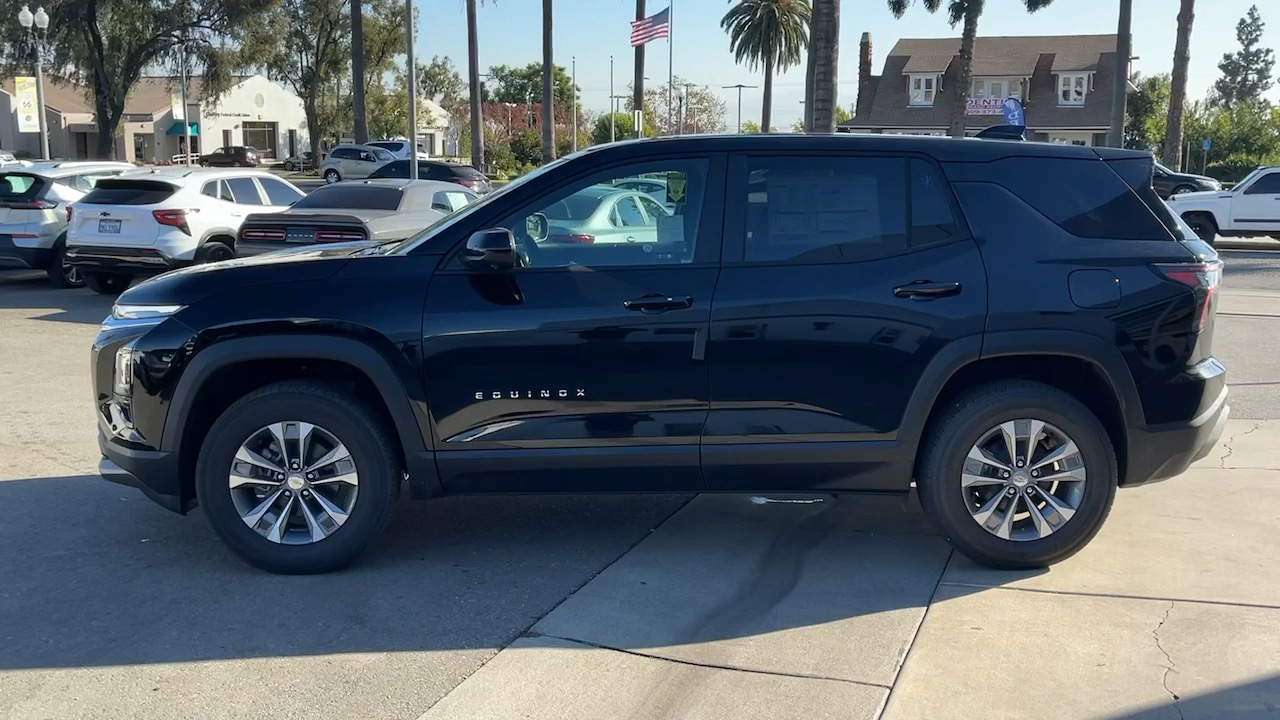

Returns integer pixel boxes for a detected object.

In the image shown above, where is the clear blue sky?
[418,0,1280,129]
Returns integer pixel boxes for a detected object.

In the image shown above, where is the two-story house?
[840,33,1121,146]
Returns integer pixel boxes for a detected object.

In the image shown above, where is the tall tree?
[0,0,267,159]
[1127,74,1171,154]
[1163,0,1194,168]
[721,0,812,133]
[247,0,351,160]
[541,0,555,163]
[628,77,728,134]
[351,0,368,143]
[805,0,840,132]
[1214,4,1276,107]
[888,0,1055,138]
[467,0,483,167]
[485,63,575,104]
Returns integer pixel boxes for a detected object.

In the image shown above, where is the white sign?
[966,97,1005,116]
[16,77,39,134]
[171,91,185,121]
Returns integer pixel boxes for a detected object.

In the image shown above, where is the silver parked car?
[539,185,672,246]
[0,160,134,286]
[319,144,397,184]
[235,179,477,257]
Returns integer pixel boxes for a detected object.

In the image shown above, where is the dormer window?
[1057,72,1092,105]
[909,74,938,106]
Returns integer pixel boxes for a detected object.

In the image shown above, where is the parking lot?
[2,249,1279,720]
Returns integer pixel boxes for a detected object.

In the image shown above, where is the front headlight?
[111,304,185,321]
[113,342,135,397]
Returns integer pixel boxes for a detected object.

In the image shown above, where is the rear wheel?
[83,272,132,295]
[916,381,1117,569]
[1182,213,1218,244]
[196,381,399,574]
[46,238,85,288]
[284,161,296,171]
[196,240,235,263]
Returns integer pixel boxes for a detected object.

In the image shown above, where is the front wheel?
[916,380,1117,569]
[284,161,296,171]
[1171,184,1197,196]
[323,169,341,184]
[83,271,132,295]
[196,381,399,574]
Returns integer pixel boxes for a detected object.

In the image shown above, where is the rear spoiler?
[974,125,1027,141]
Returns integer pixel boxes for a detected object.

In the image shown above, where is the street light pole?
[571,56,577,153]
[722,83,756,133]
[18,5,51,160]
[609,55,615,143]
[1108,0,1133,148]
[406,0,418,179]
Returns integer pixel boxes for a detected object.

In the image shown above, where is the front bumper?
[1124,385,1230,487]
[0,234,54,270]
[67,245,190,275]
[98,431,188,513]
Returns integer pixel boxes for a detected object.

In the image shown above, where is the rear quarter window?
[79,179,177,205]
[0,173,43,199]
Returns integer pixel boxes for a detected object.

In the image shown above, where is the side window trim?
[428,152,729,268]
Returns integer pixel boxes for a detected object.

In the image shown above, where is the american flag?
[630,7,670,47]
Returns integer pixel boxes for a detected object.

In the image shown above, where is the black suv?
[369,159,494,193]
[91,134,1228,574]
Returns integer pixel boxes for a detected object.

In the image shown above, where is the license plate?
[98,219,121,234]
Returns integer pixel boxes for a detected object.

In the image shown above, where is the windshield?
[389,154,574,254]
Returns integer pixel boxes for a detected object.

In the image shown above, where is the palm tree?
[542,0,555,163]
[1163,0,1195,169]
[888,0,1055,138]
[804,0,840,132]
[721,0,812,133]
[467,0,483,168]
[352,0,368,143]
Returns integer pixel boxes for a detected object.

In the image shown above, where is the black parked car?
[368,159,493,194]
[92,134,1228,574]
[198,146,261,168]
[1152,162,1221,198]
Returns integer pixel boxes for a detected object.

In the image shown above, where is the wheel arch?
[901,331,1140,486]
[161,334,440,508]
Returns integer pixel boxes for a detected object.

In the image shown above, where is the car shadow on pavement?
[0,271,116,324]
[0,475,1019,673]
[1107,674,1280,719]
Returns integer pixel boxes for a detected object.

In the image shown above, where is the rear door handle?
[624,293,694,313]
[893,281,962,299]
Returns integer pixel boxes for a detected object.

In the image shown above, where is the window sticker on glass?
[666,171,687,205]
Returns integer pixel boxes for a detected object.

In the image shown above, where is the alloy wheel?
[961,418,1087,542]
[228,421,360,545]
[61,257,82,286]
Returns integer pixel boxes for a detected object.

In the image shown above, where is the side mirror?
[525,212,549,242]
[461,228,519,271]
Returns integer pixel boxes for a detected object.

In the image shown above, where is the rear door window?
[79,179,177,205]
[226,177,264,205]
[910,159,962,248]
[258,177,304,206]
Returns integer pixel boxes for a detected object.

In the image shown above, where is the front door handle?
[624,293,694,313]
[893,281,962,299]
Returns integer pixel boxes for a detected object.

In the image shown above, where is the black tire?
[83,271,132,295]
[1171,184,1197,196]
[916,380,1117,569]
[284,161,295,171]
[196,381,400,574]
[1182,213,1217,244]
[46,237,85,288]
[324,169,341,184]
[196,240,236,263]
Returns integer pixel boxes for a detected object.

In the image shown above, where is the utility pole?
[571,56,577,153]
[609,55,615,142]
[467,0,484,170]
[610,94,629,142]
[1108,0,1133,147]
[681,81,696,134]
[633,0,646,125]
[722,83,756,133]
[406,0,418,179]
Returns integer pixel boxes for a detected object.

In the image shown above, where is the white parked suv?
[319,144,397,184]
[367,140,430,161]
[66,168,305,294]
[0,160,134,287]
[1168,165,1280,244]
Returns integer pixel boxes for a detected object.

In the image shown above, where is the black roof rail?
[975,125,1027,141]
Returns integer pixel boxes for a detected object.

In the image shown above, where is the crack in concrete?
[1152,601,1184,720]
[1219,420,1265,469]
[524,631,893,691]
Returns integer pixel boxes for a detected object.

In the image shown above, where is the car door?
[420,153,726,493]
[704,152,987,492]
[222,176,268,229]
[1230,170,1280,232]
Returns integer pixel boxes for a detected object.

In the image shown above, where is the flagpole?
[609,55,616,143]
[571,56,577,153]
[667,0,674,135]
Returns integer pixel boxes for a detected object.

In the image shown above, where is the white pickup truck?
[1168,165,1280,244]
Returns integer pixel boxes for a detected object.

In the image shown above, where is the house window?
[1058,73,1090,105]
[971,78,1022,101]
[909,75,937,106]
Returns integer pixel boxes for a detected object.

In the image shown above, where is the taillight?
[314,228,365,243]
[153,208,197,235]
[458,178,482,190]
[240,227,286,242]
[3,199,57,210]
[1153,260,1223,330]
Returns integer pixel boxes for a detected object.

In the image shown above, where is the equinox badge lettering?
[475,389,586,400]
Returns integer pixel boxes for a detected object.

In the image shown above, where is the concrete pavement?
[2,271,1279,720]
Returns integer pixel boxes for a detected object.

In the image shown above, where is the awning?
[166,121,198,136]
